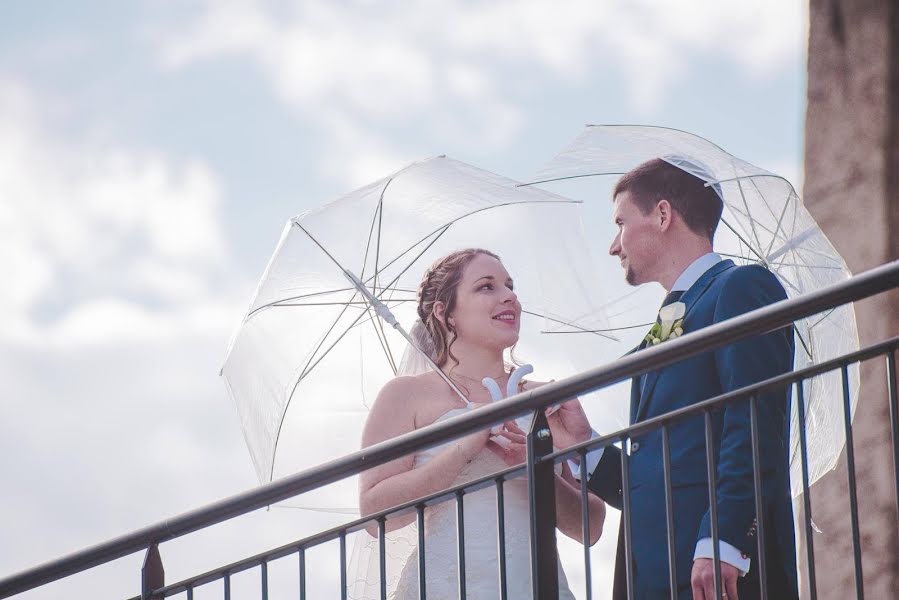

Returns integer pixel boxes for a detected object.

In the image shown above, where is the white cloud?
[0,79,237,347]
[149,0,802,185]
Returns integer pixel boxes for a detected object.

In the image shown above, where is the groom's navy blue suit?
[589,260,798,599]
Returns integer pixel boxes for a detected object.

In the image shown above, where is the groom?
[558,158,798,599]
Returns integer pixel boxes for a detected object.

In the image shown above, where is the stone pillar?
[803,0,899,597]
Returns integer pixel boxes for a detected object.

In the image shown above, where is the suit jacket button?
[631,442,641,452]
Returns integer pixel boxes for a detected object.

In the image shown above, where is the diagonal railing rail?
[1,259,898,599]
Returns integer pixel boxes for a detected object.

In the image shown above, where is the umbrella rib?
[745,172,786,226]
[720,217,765,262]
[270,299,416,308]
[541,322,655,334]
[764,262,845,271]
[762,190,794,260]
[734,173,765,258]
[373,179,388,294]
[366,302,398,375]
[520,309,617,341]
[767,237,839,292]
[296,306,373,396]
[346,299,412,332]
[360,199,578,287]
[726,202,781,239]
[702,172,797,189]
[358,180,389,283]
[370,193,398,373]
[372,224,454,306]
[807,307,838,331]
[519,172,621,187]
[597,284,653,310]
[793,324,814,361]
[291,218,401,377]
[268,221,377,480]
[606,307,651,322]
[767,226,820,263]
[524,170,795,189]
[268,301,369,481]
[246,289,417,317]
[245,287,357,320]
[777,243,846,265]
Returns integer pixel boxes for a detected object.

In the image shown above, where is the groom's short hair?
[613,158,723,241]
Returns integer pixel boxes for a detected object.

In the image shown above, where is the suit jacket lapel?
[633,260,736,423]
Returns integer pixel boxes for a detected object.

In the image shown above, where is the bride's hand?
[489,420,528,466]
[546,398,593,449]
[455,402,494,461]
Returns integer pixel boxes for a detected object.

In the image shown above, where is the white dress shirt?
[572,252,751,575]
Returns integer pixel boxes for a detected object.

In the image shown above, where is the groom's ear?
[657,199,673,232]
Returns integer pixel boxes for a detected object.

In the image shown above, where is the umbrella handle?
[481,377,505,436]
[482,377,504,402]
[506,364,534,398]
[482,364,534,436]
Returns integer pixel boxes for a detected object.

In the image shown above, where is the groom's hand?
[546,399,592,449]
[691,558,739,600]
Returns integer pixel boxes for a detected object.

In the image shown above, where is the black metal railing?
[2,259,898,599]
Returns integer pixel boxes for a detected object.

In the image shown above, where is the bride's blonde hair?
[417,248,500,368]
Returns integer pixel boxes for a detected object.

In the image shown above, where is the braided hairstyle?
[417,248,500,368]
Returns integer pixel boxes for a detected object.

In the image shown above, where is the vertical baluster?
[456,490,466,599]
[887,350,899,529]
[141,544,164,600]
[703,412,722,600]
[527,409,559,599]
[223,572,230,600]
[186,584,193,600]
[416,504,427,600]
[578,450,593,600]
[378,518,387,600]
[340,531,348,600]
[261,559,269,600]
[749,396,769,600]
[841,364,865,599]
[298,547,306,600]
[620,439,635,600]
[661,425,678,600]
[795,380,818,599]
[495,477,508,600]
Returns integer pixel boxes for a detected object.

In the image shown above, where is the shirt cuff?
[569,430,604,481]
[693,538,750,576]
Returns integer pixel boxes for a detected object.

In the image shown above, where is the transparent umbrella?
[221,155,624,512]
[529,124,859,495]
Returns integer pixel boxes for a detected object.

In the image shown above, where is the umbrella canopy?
[222,156,623,509]
[530,124,859,495]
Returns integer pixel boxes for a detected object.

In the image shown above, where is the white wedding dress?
[391,407,576,600]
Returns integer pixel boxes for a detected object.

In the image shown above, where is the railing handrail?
[2,258,898,598]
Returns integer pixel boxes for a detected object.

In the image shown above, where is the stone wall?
[803,0,898,597]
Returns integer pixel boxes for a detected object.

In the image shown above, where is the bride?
[355,248,605,599]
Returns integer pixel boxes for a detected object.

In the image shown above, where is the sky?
[0,1,808,598]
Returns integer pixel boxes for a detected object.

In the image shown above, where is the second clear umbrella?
[530,124,860,495]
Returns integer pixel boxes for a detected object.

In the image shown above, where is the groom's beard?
[625,266,638,285]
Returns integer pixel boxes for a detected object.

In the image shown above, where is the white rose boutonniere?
[644,301,686,345]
